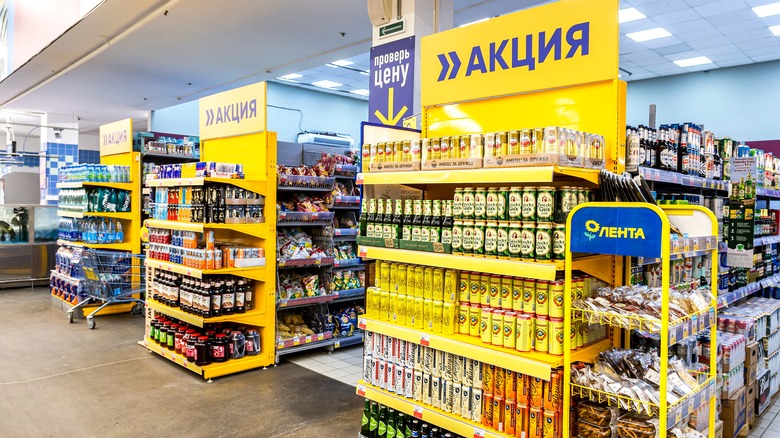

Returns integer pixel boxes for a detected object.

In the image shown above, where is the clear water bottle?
[98,219,107,244]
[115,221,124,243]
[108,220,116,243]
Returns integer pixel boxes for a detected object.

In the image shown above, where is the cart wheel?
[68,312,74,324]
[131,303,143,315]
[87,318,96,330]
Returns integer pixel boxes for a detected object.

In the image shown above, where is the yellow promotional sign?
[421,0,618,107]
[199,82,267,140]
[99,118,133,156]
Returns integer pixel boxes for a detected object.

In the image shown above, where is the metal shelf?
[145,259,267,281]
[717,274,780,309]
[639,167,728,191]
[57,210,133,220]
[56,239,133,251]
[146,299,266,327]
[143,338,269,379]
[56,181,135,190]
[358,166,600,187]
[144,219,268,239]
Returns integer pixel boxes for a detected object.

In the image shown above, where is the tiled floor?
[750,402,780,437]
[284,344,364,387]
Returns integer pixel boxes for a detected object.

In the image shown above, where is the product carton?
[721,386,746,438]
[746,362,758,383]
[756,368,771,415]
[745,342,760,369]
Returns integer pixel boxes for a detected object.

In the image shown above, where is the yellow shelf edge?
[360,246,558,281]
[145,220,268,239]
[357,383,510,438]
[360,316,558,380]
[147,299,266,328]
[145,258,267,280]
[360,166,598,186]
[144,337,272,379]
[144,338,204,375]
[145,177,267,194]
[57,239,133,251]
[58,210,133,220]
[569,338,613,364]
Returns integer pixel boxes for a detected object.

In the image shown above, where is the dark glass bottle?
[402,199,413,241]
[211,280,223,316]
[359,198,368,237]
[223,279,235,315]
[369,402,379,438]
[366,198,376,237]
[637,125,647,168]
[235,279,246,313]
[430,200,442,243]
[411,199,423,241]
[391,199,402,239]
[378,405,388,438]
[382,198,394,239]
[360,399,371,438]
[386,408,397,438]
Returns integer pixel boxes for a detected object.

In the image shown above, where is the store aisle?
[284,343,363,387]
[752,401,780,437]
[0,288,362,438]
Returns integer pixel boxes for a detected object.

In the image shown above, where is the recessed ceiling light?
[278,73,302,80]
[351,89,370,96]
[619,7,646,24]
[360,71,370,76]
[753,2,780,18]
[312,80,342,89]
[771,25,780,36]
[673,56,712,67]
[626,27,672,43]
[459,18,489,27]
[331,60,354,67]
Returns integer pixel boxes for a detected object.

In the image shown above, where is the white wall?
[626,60,780,141]
[150,82,369,144]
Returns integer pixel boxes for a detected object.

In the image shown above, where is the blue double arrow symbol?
[205,108,215,126]
[437,51,461,81]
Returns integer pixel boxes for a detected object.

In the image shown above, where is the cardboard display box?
[757,368,772,415]
[722,386,746,438]
[745,341,760,369]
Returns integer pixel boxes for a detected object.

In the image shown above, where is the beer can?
[462,220,475,254]
[573,276,584,301]
[530,406,543,438]
[459,134,471,158]
[395,363,404,394]
[466,358,477,387]
[453,355,464,384]
[508,130,520,155]
[445,378,455,412]
[516,313,533,352]
[379,290,390,321]
[486,187,499,219]
[405,294,415,327]
[396,293,407,326]
[505,399,517,436]
[443,302,455,335]
[552,224,566,261]
[493,396,505,432]
[474,188,487,220]
[497,187,509,220]
[535,187,555,223]
[413,297,424,329]
[518,374,530,402]
[474,359,484,389]
[389,263,399,290]
[483,363,495,394]
[483,392,495,428]
[543,410,556,438]
[469,272,481,305]
[408,342,418,369]
[497,220,509,258]
[396,263,408,295]
[521,187,537,222]
[407,265,417,297]
[379,261,390,290]
[508,222,522,260]
[371,357,380,386]
[405,366,414,399]
[484,221,498,257]
[471,133,485,158]
[432,268,445,301]
[535,316,549,353]
[529,377,544,407]
[414,266,425,298]
[519,129,533,154]
[453,382,463,416]
[459,271,470,303]
[508,187,522,221]
[505,369,517,400]
[472,387,484,424]
[500,276,513,310]
[535,223,553,261]
[549,280,565,318]
[545,370,562,412]
[453,188,464,219]
[432,300,443,333]
[432,376,441,409]
[414,370,424,401]
[494,366,506,398]
[503,311,517,349]
[480,307,492,343]
[422,372,432,405]
[363,354,374,383]
[423,299,434,331]
[439,136,450,159]
[473,220,485,256]
[469,304,481,337]
[397,339,408,366]
[390,291,400,324]
[489,275,502,308]
[372,333,382,358]
[384,335,394,359]
[462,384,473,420]
[423,267,434,300]
[517,402,530,438]
[414,343,423,370]
[444,269,457,302]
[549,317,564,356]
[512,278,524,312]
[378,359,387,389]
[491,310,505,346]
[498,132,508,156]
[523,279,536,314]
[452,220,463,254]
[559,187,577,215]
[521,221,536,261]
[462,188,475,219]
[535,280,549,317]
[364,331,374,354]
[480,274,491,306]
[578,188,587,205]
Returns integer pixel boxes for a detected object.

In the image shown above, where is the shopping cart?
[67,248,146,329]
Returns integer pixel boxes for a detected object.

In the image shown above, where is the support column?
[40,113,78,204]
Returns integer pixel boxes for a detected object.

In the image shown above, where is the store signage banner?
[420,0,619,107]
[569,206,662,258]
[369,36,415,127]
[199,82,267,140]
[99,118,133,156]
[727,156,757,268]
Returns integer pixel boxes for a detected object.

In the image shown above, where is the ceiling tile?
[697,43,741,54]
[622,50,661,62]
[652,43,694,55]
[620,19,662,34]
[707,51,751,62]
[743,0,774,6]
[642,35,685,49]
[639,0,693,15]
[665,18,715,34]
[750,53,780,61]
[727,27,773,42]
[663,50,704,61]
[687,36,734,49]
[715,58,754,67]
[744,44,780,56]
[706,8,763,25]
[686,0,722,5]
[620,38,647,54]
[634,55,674,67]
[651,7,702,25]
[682,63,717,72]
[675,27,725,42]
[736,37,780,49]
[695,0,750,17]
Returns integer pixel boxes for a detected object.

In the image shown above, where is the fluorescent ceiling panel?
[312,80,342,89]
[459,18,489,27]
[350,89,369,96]
[626,27,672,42]
[771,25,780,35]
[754,2,780,17]
[278,73,302,80]
[619,7,646,23]
[331,59,353,66]
[673,56,713,67]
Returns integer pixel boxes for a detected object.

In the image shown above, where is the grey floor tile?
[749,426,765,438]
[762,429,780,438]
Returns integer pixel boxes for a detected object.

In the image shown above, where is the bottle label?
[521,192,536,220]
[536,192,554,220]
[462,193,475,217]
[553,229,566,257]
[451,226,462,250]
[223,293,234,309]
[366,223,375,238]
[420,226,430,243]
[441,228,452,245]
[453,193,463,218]
[383,225,393,239]
[521,228,535,257]
[484,228,497,253]
[236,292,245,307]
[212,295,222,310]
[429,227,440,243]
[508,192,522,219]
[474,193,487,217]
[508,229,522,256]
[536,229,552,259]
[473,228,484,253]
[402,225,412,241]
[497,229,508,255]
[411,226,421,242]
[462,227,474,251]
[485,193,498,218]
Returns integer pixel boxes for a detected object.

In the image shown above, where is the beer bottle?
[429,427,440,438]
[649,128,658,169]
[235,279,246,314]
[430,200,442,243]
[383,198,395,239]
[392,199,403,239]
[421,200,433,242]
[376,198,386,238]
[637,126,646,168]
[402,199,413,241]
[738,177,745,200]
[420,423,430,438]
[746,172,755,200]
[360,399,371,438]
[366,198,377,238]
[411,200,423,241]
[396,412,409,438]
[359,198,368,237]
[386,408,397,438]
[378,405,388,438]
[441,200,453,245]
[369,401,379,438]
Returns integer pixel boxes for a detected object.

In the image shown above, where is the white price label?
[473,428,486,438]
[420,335,430,347]
[413,405,423,419]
